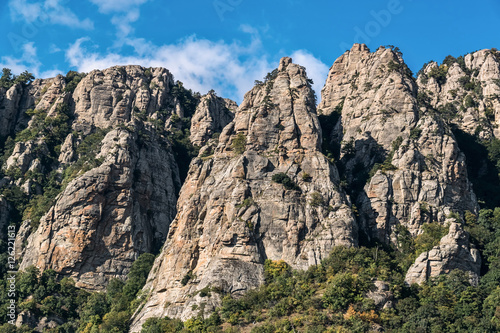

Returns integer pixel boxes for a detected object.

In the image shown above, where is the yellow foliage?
[343,305,379,323]
[343,305,357,320]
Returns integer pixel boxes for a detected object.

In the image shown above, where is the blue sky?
[1,0,499,102]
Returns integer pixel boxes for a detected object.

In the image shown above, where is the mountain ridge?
[0,44,499,332]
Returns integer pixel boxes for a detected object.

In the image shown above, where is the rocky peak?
[319,44,418,159]
[19,126,180,290]
[72,65,175,132]
[130,57,356,330]
[417,49,500,139]
[189,92,236,147]
[319,45,478,260]
[218,56,321,154]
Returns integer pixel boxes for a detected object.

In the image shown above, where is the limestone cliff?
[405,221,481,285]
[190,91,237,147]
[130,57,357,330]
[2,66,191,289]
[417,49,500,139]
[319,44,479,278]
[0,45,495,332]
[19,127,179,290]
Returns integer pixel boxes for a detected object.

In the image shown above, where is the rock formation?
[0,45,496,332]
[417,49,500,139]
[190,91,237,147]
[12,66,188,289]
[130,57,357,330]
[319,44,477,246]
[405,221,481,285]
[20,128,180,290]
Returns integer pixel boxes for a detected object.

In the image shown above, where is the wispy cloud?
[8,0,93,29]
[88,0,149,13]
[0,42,61,78]
[88,0,149,42]
[290,50,329,102]
[65,35,272,102]
[65,33,330,103]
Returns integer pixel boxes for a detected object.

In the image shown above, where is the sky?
[0,0,499,103]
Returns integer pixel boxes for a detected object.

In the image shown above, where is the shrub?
[264,259,290,281]
[428,65,448,85]
[322,272,369,311]
[181,270,195,286]
[64,71,85,93]
[409,127,422,140]
[414,222,448,258]
[231,133,246,155]
[272,173,301,191]
[236,198,254,209]
[309,192,324,207]
[301,172,312,182]
[464,95,477,108]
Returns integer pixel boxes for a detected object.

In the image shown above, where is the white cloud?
[290,50,329,102]
[110,9,141,40]
[49,43,62,53]
[88,0,149,13]
[0,42,61,78]
[65,36,273,102]
[8,0,93,29]
[88,0,149,42]
[65,34,330,104]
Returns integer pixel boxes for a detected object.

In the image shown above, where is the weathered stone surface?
[58,133,76,165]
[190,92,236,146]
[0,84,23,138]
[366,280,393,309]
[359,115,477,243]
[417,49,500,139]
[405,221,481,285]
[320,44,477,244]
[72,66,175,132]
[0,196,10,240]
[4,141,44,174]
[319,44,418,161]
[130,57,357,330]
[20,128,180,290]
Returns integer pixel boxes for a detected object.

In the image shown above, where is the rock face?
[130,57,357,330]
[13,66,188,289]
[417,49,500,139]
[319,44,477,245]
[319,44,418,157]
[0,84,23,138]
[0,76,68,139]
[72,66,175,132]
[20,128,180,290]
[405,221,481,285]
[0,46,493,331]
[359,115,477,243]
[190,92,237,147]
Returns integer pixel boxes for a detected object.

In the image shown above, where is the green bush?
[409,127,422,140]
[309,192,324,207]
[414,222,448,258]
[301,172,312,182]
[428,65,448,85]
[464,95,477,108]
[231,133,247,155]
[0,68,34,89]
[322,272,369,311]
[181,270,195,286]
[236,198,254,209]
[64,71,85,93]
[272,173,301,191]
